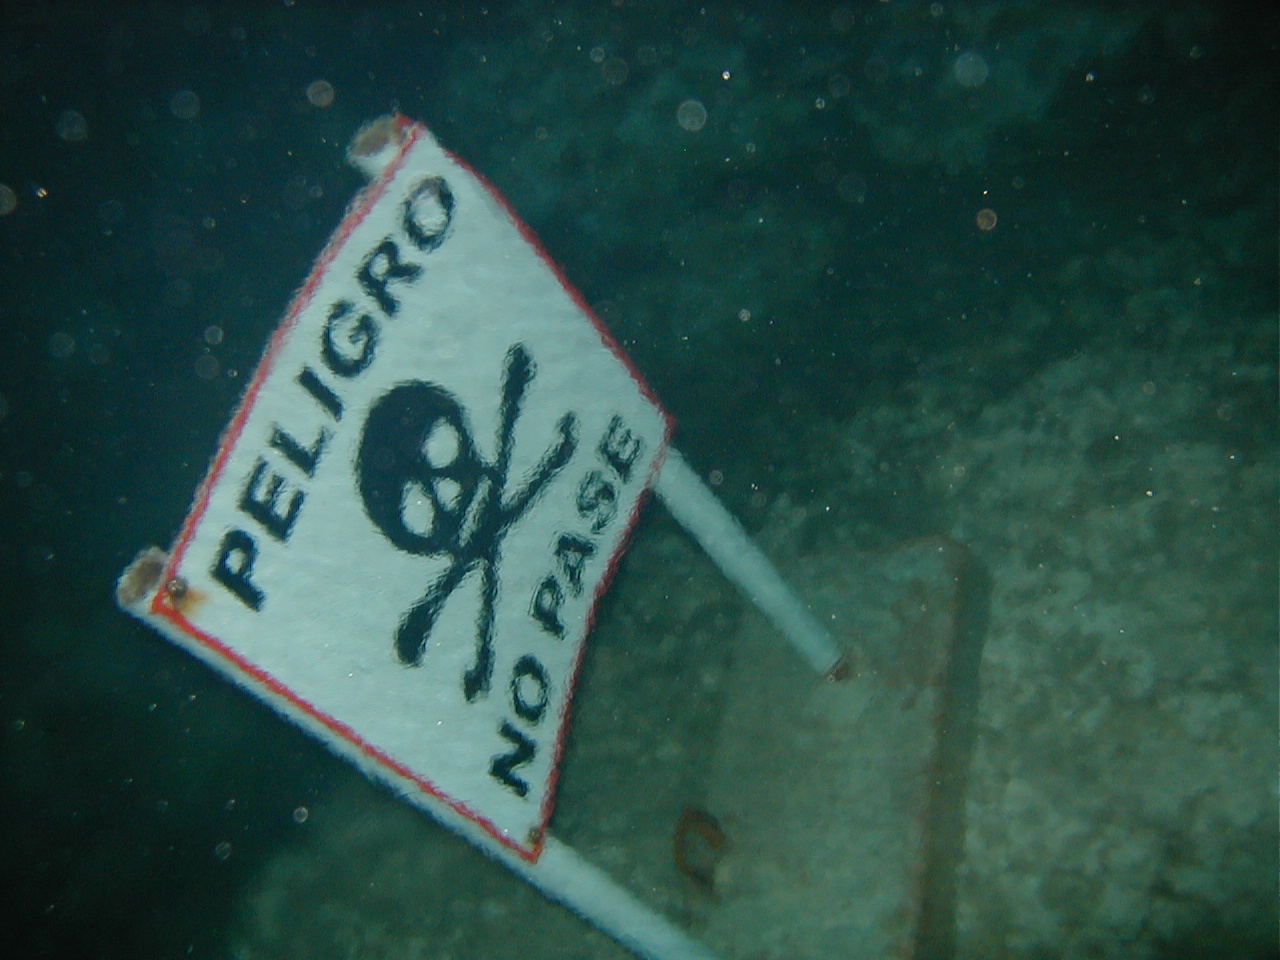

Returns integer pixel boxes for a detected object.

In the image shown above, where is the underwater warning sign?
[119,117,671,860]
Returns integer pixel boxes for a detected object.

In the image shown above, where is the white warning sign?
[130,118,670,859]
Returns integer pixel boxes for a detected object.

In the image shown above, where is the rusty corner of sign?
[347,114,414,182]
[116,545,170,611]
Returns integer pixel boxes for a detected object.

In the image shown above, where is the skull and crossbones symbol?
[357,343,577,701]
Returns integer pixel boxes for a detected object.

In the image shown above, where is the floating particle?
[98,198,125,226]
[306,79,335,108]
[601,56,629,86]
[953,51,989,88]
[837,172,867,204]
[0,183,15,216]
[212,841,233,861]
[676,99,707,132]
[169,89,201,120]
[0,50,22,84]
[202,324,224,346]
[162,277,193,308]
[862,55,890,83]
[55,109,88,142]
[182,5,212,35]
[48,331,76,358]
[194,353,220,380]
[25,543,55,575]
[975,207,998,231]
[191,244,225,274]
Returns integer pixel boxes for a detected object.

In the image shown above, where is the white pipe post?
[655,448,845,677]
[521,838,726,960]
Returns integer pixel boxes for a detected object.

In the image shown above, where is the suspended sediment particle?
[953,51,989,88]
[677,99,707,132]
[306,79,335,108]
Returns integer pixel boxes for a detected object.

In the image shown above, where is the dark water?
[0,2,1275,958]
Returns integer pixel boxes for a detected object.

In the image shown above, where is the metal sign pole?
[655,448,846,678]
[513,838,725,960]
